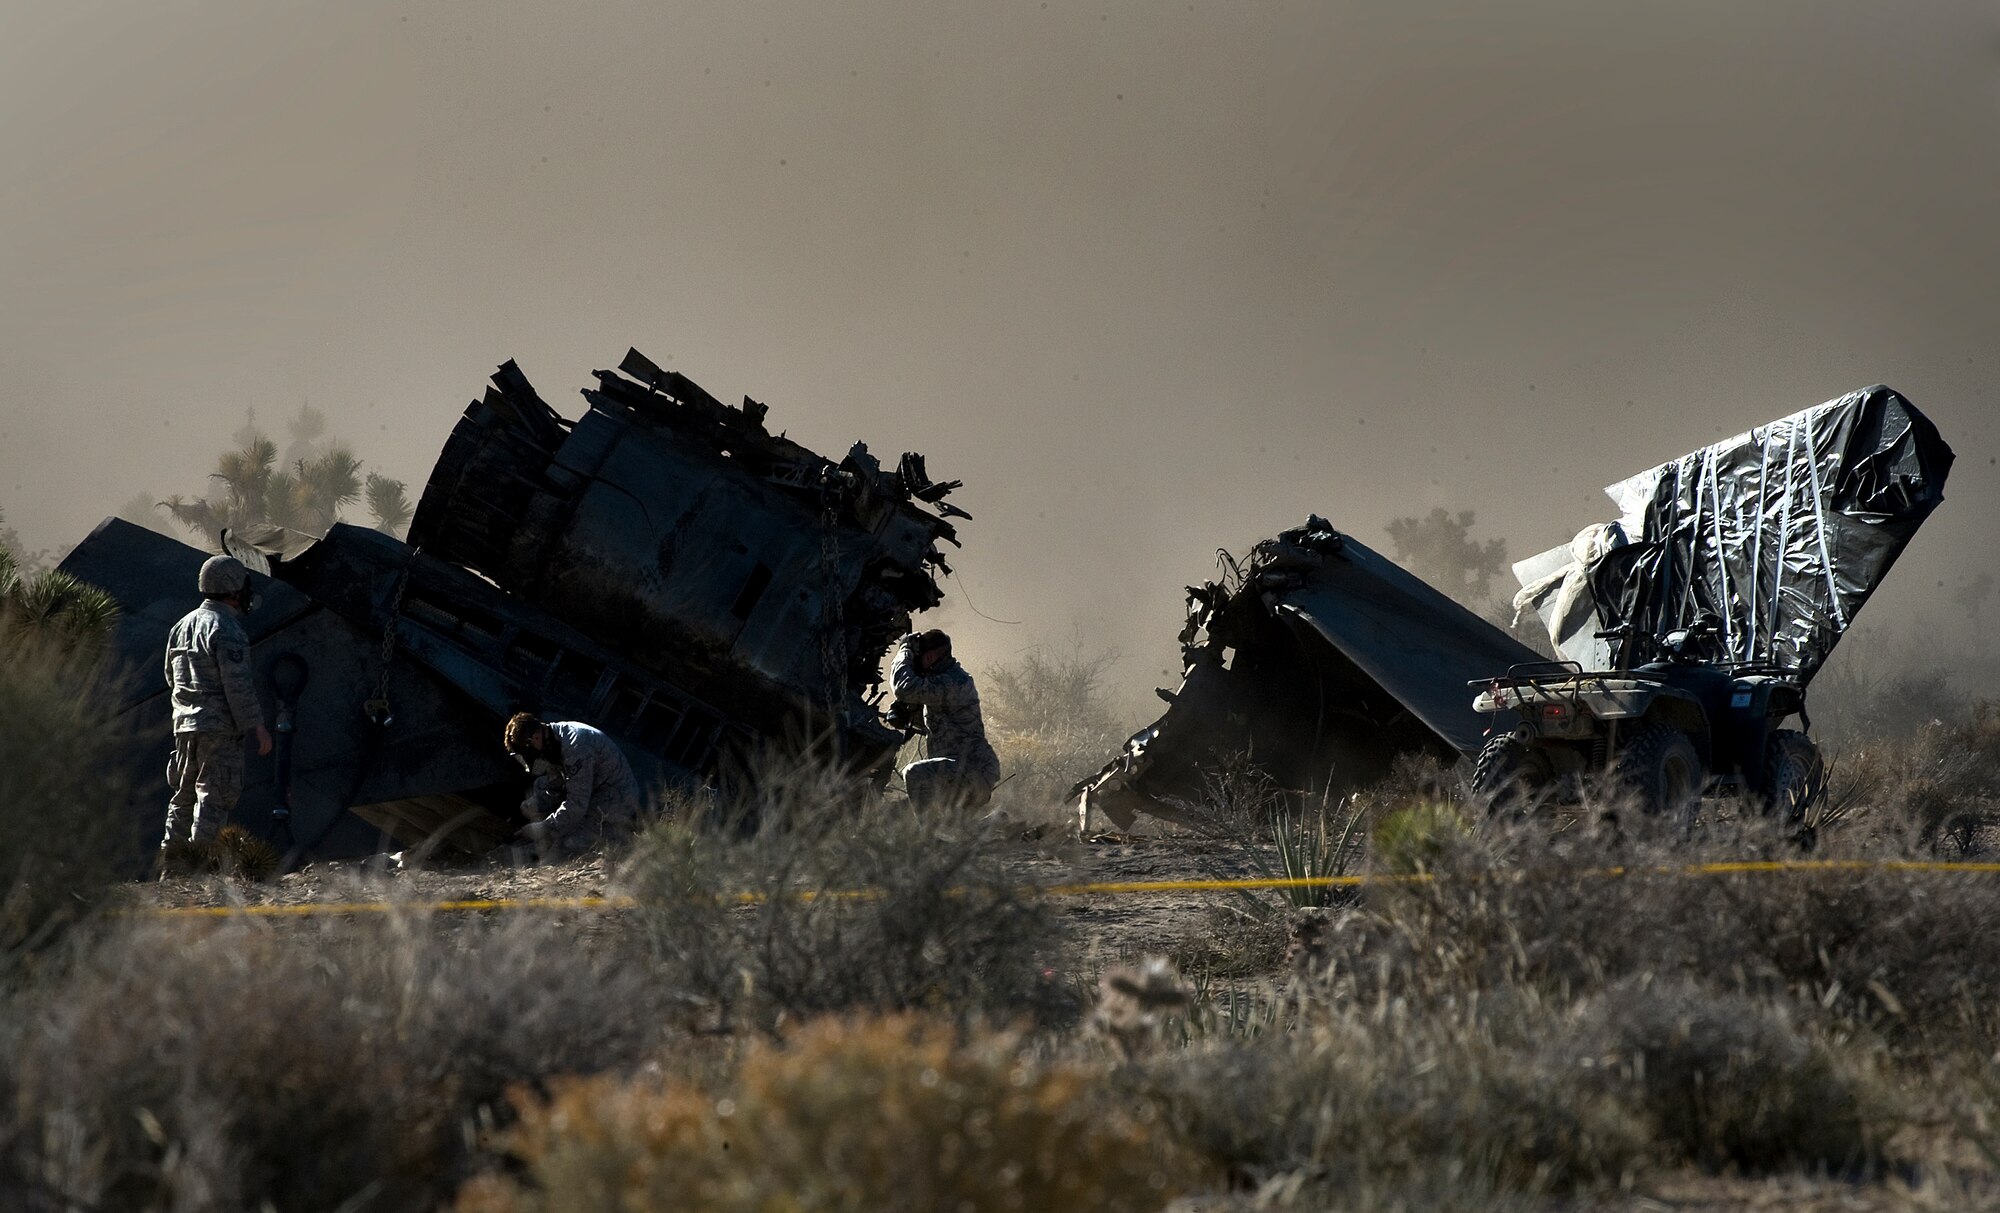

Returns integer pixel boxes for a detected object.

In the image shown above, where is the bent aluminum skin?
[1076,516,1543,832]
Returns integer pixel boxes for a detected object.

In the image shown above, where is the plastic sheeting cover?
[1514,386,1952,680]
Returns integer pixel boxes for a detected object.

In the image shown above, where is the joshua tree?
[0,534,119,655]
[1384,507,1509,608]
[365,473,414,535]
[161,403,410,547]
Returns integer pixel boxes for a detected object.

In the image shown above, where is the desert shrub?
[622,753,1073,1032]
[1369,800,1468,874]
[1572,977,1890,1173]
[981,638,1122,742]
[2,911,679,1213]
[1136,976,1890,1195]
[1825,708,2000,849]
[159,824,283,881]
[0,640,139,983]
[978,639,1132,825]
[456,1015,1209,1213]
[1204,1172,1550,1212]
[1811,641,1967,744]
[1306,812,2000,1056]
[1137,995,1650,1195]
[1163,903,1292,982]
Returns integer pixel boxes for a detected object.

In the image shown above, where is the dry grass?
[0,639,140,985]
[1304,807,2000,1059]
[456,1015,1210,1213]
[7,638,2000,1210]
[1,912,682,1213]
[979,640,1133,828]
[1823,707,2000,850]
[620,749,1075,1034]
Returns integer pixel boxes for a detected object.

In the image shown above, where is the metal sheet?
[1077,517,1543,828]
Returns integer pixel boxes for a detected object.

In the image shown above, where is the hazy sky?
[4,1,1996,691]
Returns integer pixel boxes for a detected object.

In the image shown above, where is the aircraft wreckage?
[62,365,1952,852]
[1076,385,1952,830]
[61,350,967,857]
[1073,518,1544,831]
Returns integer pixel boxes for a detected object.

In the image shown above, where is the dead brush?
[1132,990,1652,1196]
[1823,705,2000,851]
[1306,805,2000,1058]
[979,638,1133,829]
[3,908,681,1213]
[1571,976,1895,1175]
[1090,955,1195,1059]
[455,1014,1212,1213]
[160,826,282,881]
[619,747,1075,1032]
[1133,972,1895,1195]
[0,638,137,983]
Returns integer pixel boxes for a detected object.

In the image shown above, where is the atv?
[1468,617,1825,828]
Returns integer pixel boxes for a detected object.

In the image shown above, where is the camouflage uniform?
[528,721,644,856]
[162,601,262,846]
[892,638,1001,811]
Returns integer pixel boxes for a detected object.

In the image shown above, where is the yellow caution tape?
[140,859,2000,920]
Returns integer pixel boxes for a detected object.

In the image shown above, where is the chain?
[364,551,417,727]
[817,485,847,716]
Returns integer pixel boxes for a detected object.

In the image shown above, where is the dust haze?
[4,0,1997,696]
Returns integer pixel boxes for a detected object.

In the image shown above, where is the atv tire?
[1471,734,1554,816]
[1759,729,1825,826]
[1612,724,1704,821]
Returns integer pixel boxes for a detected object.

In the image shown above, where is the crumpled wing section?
[1076,518,1542,830]
[1274,535,1548,756]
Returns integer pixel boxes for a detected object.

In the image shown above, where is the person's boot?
[154,842,189,880]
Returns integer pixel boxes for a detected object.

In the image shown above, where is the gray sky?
[4,1,1996,691]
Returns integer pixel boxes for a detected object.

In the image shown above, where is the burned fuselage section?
[408,349,965,765]
[1077,517,1542,830]
[61,349,967,859]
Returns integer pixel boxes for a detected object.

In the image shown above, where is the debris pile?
[60,350,967,857]
[1079,386,1955,831]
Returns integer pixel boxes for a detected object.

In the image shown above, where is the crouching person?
[502,713,643,859]
[891,629,1001,813]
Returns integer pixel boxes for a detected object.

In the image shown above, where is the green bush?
[1370,799,1467,874]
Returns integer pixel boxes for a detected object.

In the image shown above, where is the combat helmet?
[197,555,248,597]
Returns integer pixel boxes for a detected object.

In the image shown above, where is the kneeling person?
[502,713,643,857]
[891,629,1001,812]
